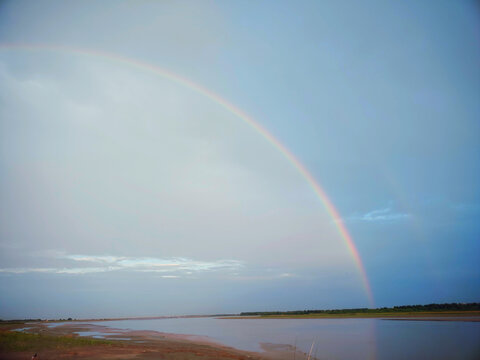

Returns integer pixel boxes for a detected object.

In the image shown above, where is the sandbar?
[0,322,311,360]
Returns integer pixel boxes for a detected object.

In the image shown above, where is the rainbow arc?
[0,43,374,306]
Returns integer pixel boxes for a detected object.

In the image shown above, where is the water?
[13,327,31,332]
[73,331,106,339]
[65,317,480,359]
[73,330,131,340]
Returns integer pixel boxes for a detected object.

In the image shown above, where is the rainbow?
[0,43,374,306]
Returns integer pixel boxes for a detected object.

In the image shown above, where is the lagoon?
[71,316,480,360]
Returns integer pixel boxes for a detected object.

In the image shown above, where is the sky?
[0,0,479,319]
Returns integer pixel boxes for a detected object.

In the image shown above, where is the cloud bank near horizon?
[0,253,244,275]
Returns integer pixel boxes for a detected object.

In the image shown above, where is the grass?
[0,330,117,352]
[0,322,28,331]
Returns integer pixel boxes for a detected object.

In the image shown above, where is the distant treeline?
[0,318,42,323]
[0,318,73,323]
[240,302,480,316]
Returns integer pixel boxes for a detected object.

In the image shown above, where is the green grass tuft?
[0,331,116,351]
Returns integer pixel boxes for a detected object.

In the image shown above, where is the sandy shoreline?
[0,322,310,360]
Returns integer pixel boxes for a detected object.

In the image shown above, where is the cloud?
[0,267,120,275]
[0,254,243,276]
[0,51,345,270]
[228,272,297,281]
[64,255,125,263]
[350,207,410,222]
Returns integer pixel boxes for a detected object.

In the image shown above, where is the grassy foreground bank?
[0,330,116,352]
[0,323,277,360]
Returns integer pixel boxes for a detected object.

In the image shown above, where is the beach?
[0,321,308,360]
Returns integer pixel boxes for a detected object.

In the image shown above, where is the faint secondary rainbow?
[0,43,374,306]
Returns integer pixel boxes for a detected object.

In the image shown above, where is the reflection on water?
[13,327,31,332]
[74,331,105,339]
[43,322,64,328]
[77,317,478,360]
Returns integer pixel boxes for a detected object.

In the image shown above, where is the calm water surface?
[77,317,479,360]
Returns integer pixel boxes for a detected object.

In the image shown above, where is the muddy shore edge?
[0,321,309,360]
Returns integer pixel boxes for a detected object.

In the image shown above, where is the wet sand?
[1,322,310,360]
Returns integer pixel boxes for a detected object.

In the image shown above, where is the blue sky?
[0,0,479,319]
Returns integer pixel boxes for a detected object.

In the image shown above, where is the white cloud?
[0,254,243,276]
[0,266,120,274]
[350,207,410,222]
[66,254,244,272]
[64,254,125,263]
